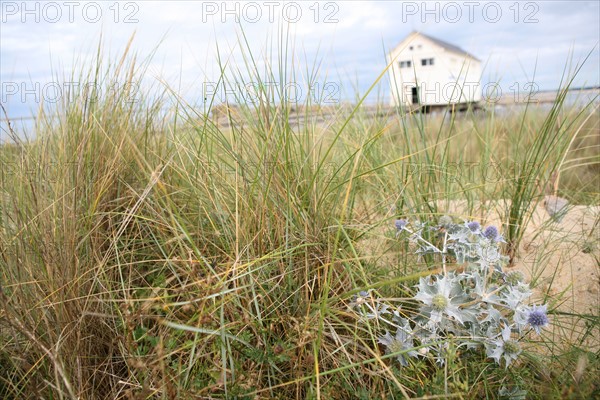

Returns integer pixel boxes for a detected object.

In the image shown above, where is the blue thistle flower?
[516,304,549,334]
[395,219,408,231]
[467,221,481,232]
[483,225,501,242]
[528,308,548,330]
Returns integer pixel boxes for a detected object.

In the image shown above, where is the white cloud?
[1,0,598,114]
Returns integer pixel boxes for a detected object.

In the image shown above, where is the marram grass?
[0,37,598,399]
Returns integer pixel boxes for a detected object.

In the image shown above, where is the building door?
[411,87,419,104]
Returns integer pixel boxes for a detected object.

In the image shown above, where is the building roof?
[393,31,480,62]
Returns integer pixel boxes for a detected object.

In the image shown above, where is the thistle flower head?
[505,271,525,286]
[378,320,419,366]
[414,275,473,326]
[467,221,481,232]
[483,225,501,242]
[431,294,449,311]
[438,215,453,228]
[522,304,549,334]
[528,310,548,327]
[395,219,408,231]
[502,340,521,356]
[486,325,522,368]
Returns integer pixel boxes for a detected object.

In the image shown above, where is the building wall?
[389,35,481,107]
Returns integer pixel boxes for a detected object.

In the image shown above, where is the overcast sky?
[1,0,599,118]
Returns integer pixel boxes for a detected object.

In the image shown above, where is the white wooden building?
[388,31,481,108]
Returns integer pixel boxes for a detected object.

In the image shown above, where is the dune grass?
[0,36,598,399]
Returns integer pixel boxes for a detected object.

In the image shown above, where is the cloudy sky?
[1,0,599,119]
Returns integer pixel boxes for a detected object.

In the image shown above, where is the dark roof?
[403,31,480,61]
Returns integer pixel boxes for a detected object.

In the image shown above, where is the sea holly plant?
[352,217,550,370]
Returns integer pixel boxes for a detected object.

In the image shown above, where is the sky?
[1,0,599,121]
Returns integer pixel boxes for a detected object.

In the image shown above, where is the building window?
[409,46,413,50]
[421,58,434,66]
[399,60,412,68]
